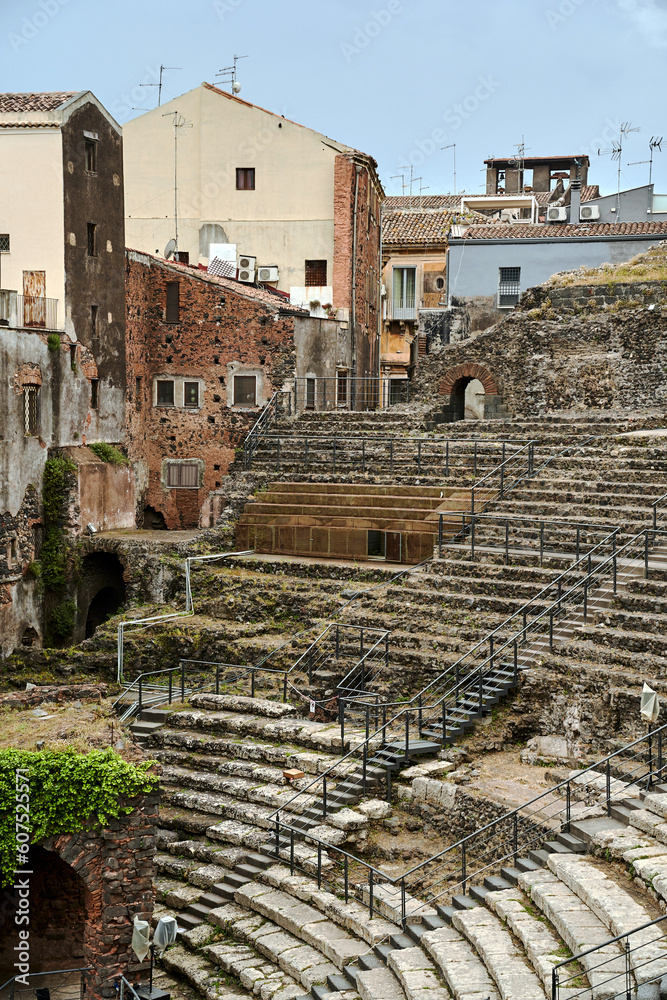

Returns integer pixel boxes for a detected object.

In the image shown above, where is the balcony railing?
[392,296,416,321]
[0,289,60,330]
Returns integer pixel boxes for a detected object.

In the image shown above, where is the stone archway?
[76,551,126,642]
[437,362,503,421]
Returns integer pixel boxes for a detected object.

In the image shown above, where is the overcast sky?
[2,0,666,198]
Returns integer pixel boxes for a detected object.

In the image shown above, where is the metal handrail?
[1,966,91,998]
[243,390,280,468]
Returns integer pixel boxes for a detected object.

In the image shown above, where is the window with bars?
[87,223,97,257]
[166,462,199,488]
[233,375,257,406]
[498,266,521,307]
[305,259,327,286]
[166,282,180,323]
[0,235,9,253]
[236,167,255,190]
[184,381,199,407]
[23,386,39,436]
[156,380,175,406]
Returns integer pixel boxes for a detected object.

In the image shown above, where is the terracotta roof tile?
[382,209,494,245]
[455,221,667,240]
[0,121,61,128]
[0,92,76,112]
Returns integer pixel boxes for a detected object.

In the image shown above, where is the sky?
[1,0,666,199]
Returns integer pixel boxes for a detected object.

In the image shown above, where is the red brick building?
[125,251,306,529]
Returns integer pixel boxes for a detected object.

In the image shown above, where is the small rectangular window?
[166,462,199,488]
[85,139,97,172]
[0,234,9,253]
[184,381,199,408]
[87,223,97,257]
[166,282,180,323]
[498,266,521,307]
[305,259,327,286]
[233,375,257,407]
[236,168,255,190]
[91,304,98,341]
[90,379,99,409]
[23,386,39,436]
[157,380,175,406]
[135,375,142,411]
[305,377,316,410]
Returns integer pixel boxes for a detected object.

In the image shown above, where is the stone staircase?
[144,691,667,1000]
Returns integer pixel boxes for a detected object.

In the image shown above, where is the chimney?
[570,178,581,224]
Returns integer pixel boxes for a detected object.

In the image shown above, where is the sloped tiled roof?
[383,210,459,245]
[384,195,462,210]
[0,121,61,128]
[454,221,667,240]
[0,92,76,112]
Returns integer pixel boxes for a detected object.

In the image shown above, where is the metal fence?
[291,376,409,413]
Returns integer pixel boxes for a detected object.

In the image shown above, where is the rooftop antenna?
[140,65,181,107]
[629,136,663,188]
[162,111,192,252]
[512,135,530,191]
[399,164,420,196]
[599,121,641,221]
[390,172,409,195]
[441,143,456,195]
[216,54,248,95]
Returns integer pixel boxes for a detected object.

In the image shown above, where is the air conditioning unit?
[238,267,256,283]
[238,254,256,271]
[580,205,600,221]
[258,265,279,282]
[547,207,567,222]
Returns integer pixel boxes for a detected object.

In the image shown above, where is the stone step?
[451,905,546,1000]
[160,942,255,999]
[386,945,450,1000]
[421,922,501,1000]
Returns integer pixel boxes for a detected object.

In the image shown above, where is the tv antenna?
[162,111,192,252]
[399,164,420,197]
[599,121,641,221]
[441,143,456,195]
[418,180,429,210]
[629,136,663,188]
[390,173,409,195]
[217,54,248,95]
[139,65,181,107]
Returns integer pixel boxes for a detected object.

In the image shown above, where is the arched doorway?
[438,362,501,422]
[78,551,126,640]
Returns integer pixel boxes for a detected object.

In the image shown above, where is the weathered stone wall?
[415,290,667,415]
[520,278,667,315]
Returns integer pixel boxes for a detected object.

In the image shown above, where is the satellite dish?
[164,239,177,260]
[232,81,241,94]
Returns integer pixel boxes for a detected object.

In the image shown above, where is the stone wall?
[520,278,667,315]
[415,290,667,416]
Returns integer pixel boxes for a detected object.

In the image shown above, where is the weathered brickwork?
[332,154,383,387]
[0,485,42,655]
[125,252,303,529]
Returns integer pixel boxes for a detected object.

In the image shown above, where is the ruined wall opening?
[449,377,472,421]
[78,551,126,640]
[0,847,86,981]
[465,378,485,419]
[143,505,167,530]
[437,362,501,421]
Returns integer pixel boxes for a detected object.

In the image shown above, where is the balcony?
[392,296,416,321]
[0,289,60,330]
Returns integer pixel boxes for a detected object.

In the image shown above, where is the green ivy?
[0,748,158,886]
[88,442,129,466]
[40,527,68,591]
[43,456,77,525]
[48,599,76,638]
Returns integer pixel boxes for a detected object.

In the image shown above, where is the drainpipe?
[351,164,361,393]
[378,197,383,406]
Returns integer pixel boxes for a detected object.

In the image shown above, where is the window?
[85,139,97,172]
[184,381,199,408]
[236,168,255,190]
[0,234,9,253]
[135,376,142,411]
[87,223,97,256]
[23,386,39,435]
[305,377,316,410]
[305,259,327,286]
[166,462,199,488]
[233,375,257,407]
[91,304,98,341]
[336,371,348,407]
[435,276,445,291]
[90,379,99,409]
[166,282,180,323]
[156,380,175,406]
[498,266,521,307]
[392,266,416,319]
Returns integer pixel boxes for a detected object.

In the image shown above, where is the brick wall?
[332,155,383,386]
[125,252,300,529]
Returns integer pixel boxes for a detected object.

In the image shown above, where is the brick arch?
[439,362,498,397]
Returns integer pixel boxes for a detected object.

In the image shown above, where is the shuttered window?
[166,282,180,323]
[166,462,199,488]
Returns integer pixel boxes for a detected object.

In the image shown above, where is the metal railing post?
[290,830,294,875]
[401,879,407,931]
[540,521,544,566]
[332,436,337,474]
[613,532,617,594]
[513,640,518,686]
[513,813,518,864]
[471,515,476,560]
[505,519,509,565]
[417,440,422,474]
[138,675,143,715]
[339,697,345,745]
[362,439,366,473]
[566,782,571,831]
[549,610,554,652]
[169,669,173,703]
[442,700,447,743]
[576,525,580,563]
[283,673,287,702]
[363,742,367,796]
[344,855,349,903]
[322,776,327,819]
[181,660,185,702]
[500,460,504,500]
[404,711,410,762]
[369,870,374,918]
[445,440,449,477]
[304,436,309,471]
[645,529,650,579]
[606,758,611,815]
[317,843,322,888]
[583,581,588,622]
[251,669,255,698]
[461,840,467,895]
[276,437,280,471]
[474,440,478,477]
[390,440,394,475]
